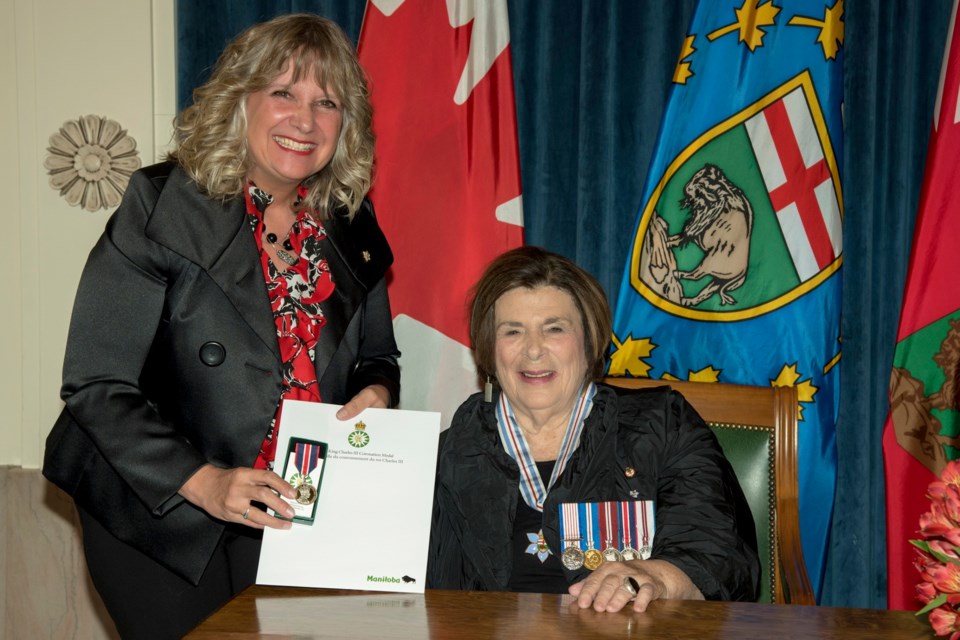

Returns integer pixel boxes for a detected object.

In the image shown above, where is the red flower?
[914,460,960,638]
[928,563,960,595]
[930,605,960,640]
[942,461,960,489]
[921,504,960,546]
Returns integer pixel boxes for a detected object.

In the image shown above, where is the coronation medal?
[600,501,622,562]
[583,550,604,571]
[619,500,640,561]
[277,437,328,524]
[560,502,585,570]
[582,502,604,570]
[295,482,317,505]
[292,441,321,504]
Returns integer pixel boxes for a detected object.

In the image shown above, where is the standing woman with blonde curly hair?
[42,14,400,639]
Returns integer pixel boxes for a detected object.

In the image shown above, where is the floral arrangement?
[913,459,960,639]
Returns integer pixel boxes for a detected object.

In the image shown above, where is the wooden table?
[185,586,935,639]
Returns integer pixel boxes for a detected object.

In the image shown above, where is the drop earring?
[484,376,494,403]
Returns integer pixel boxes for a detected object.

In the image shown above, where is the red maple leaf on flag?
[359,0,523,422]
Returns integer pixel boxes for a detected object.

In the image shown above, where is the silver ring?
[242,508,250,520]
[623,576,640,599]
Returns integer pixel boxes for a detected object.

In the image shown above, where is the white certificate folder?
[257,400,440,593]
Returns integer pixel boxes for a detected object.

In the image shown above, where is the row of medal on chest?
[560,542,653,571]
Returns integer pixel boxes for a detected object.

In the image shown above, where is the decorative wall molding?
[44,115,142,212]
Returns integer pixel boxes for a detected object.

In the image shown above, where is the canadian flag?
[358,0,524,425]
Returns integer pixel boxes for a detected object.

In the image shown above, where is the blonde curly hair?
[169,13,374,220]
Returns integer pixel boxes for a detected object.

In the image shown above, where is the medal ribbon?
[294,442,320,478]
[584,502,597,549]
[619,501,633,550]
[639,500,655,549]
[601,502,618,549]
[578,503,589,551]
[496,382,597,511]
[597,501,609,548]
[560,502,581,548]
[627,500,639,549]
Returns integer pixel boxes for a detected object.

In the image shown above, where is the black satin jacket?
[42,162,400,585]
[427,384,760,601]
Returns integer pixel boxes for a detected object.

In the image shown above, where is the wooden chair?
[602,377,814,605]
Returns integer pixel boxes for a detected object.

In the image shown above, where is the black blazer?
[43,162,400,584]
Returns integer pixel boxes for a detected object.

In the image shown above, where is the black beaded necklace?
[249,183,302,267]
[265,227,294,252]
[264,224,299,266]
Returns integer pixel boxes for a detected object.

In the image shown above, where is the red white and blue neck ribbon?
[294,441,321,478]
[496,382,597,512]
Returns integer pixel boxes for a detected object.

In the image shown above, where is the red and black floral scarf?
[246,183,335,470]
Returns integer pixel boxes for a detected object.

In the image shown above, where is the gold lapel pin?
[362,250,371,263]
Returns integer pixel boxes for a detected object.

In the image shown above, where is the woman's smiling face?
[244,59,342,195]
[494,286,589,423]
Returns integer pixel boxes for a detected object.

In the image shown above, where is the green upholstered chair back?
[603,377,814,605]
[709,423,775,603]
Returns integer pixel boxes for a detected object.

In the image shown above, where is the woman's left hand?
[336,384,391,420]
[568,558,703,613]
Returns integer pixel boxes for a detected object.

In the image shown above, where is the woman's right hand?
[568,558,703,613]
[178,464,297,529]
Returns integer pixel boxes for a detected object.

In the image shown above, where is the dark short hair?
[469,246,612,383]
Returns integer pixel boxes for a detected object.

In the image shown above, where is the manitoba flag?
[358,0,524,425]
[883,0,960,610]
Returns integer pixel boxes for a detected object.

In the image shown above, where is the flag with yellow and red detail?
[610,0,844,597]
[358,0,524,425]
[883,0,960,610]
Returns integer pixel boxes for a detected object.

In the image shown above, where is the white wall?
[3,5,175,636]
[2,0,175,468]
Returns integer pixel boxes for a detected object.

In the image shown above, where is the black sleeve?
[56,169,208,514]
[345,276,401,406]
[635,390,761,601]
[426,404,486,590]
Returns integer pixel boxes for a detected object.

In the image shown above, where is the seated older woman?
[427,246,759,612]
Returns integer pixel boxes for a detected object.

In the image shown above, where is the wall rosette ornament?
[44,115,142,211]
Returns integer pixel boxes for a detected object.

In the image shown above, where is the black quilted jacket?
[427,384,760,601]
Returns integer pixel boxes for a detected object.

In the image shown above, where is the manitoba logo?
[631,71,842,322]
[347,420,370,448]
